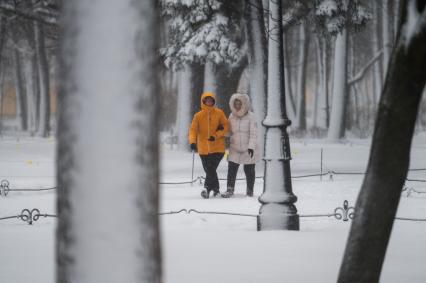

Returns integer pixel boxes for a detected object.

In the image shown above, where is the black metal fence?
[1,167,426,196]
[1,166,425,225]
[2,199,426,225]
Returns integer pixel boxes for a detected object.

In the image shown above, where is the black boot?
[221,187,234,198]
[201,189,210,199]
[201,188,220,199]
[244,164,255,197]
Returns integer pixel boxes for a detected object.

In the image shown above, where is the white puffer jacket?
[228,93,260,165]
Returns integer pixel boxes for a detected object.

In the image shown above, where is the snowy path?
[1,135,426,282]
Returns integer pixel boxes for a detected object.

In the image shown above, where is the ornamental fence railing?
[1,167,426,197]
[2,200,426,225]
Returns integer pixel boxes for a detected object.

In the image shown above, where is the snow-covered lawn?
[1,134,426,283]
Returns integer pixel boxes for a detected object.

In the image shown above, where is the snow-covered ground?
[1,134,426,283]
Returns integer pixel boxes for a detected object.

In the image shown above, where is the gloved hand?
[208,136,215,142]
[190,143,197,151]
[216,124,224,131]
[248,149,254,158]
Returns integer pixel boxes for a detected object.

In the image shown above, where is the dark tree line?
[0,0,58,137]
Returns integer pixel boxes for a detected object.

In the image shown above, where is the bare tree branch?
[348,50,383,85]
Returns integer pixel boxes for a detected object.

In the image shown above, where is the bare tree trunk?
[14,49,28,131]
[364,75,372,136]
[313,35,330,130]
[0,16,5,134]
[283,31,296,120]
[22,55,38,134]
[246,0,267,148]
[57,1,162,282]
[190,63,205,115]
[33,12,50,137]
[0,70,4,135]
[394,0,402,39]
[21,0,39,135]
[323,38,331,128]
[203,61,218,96]
[312,36,321,129]
[373,0,383,106]
[176,64,193,151]
[347,35,355,132]
[215,59,248,114]
[338,1,426,281]
[327,28,348,141]
[352,82,360,131]
[294,22,310,131]
[382,0,392,75]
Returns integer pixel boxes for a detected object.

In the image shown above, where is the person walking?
[189,92,229,198]
[222,93,260,198]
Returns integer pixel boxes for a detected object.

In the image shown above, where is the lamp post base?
[257,212,299,231]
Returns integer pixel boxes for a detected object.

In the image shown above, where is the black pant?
[227,161,255,193]
[200,153,224,191]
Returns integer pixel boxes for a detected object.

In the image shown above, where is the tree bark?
[33,10,50,137]
[190,63,206,116]
[338,1,426,281]
[14,49,28,131]
[57,1,162,282]
[22,54,38,134]
[382,0,392,76]
[246,0,267,148]
[21,0,39,134]
[294,22,309,131]
[283,31,296,120]
[176,64,193,151]
[346,35,355,132]
[314,35,331,129]
[327,28,348,141]
[323,38,331,128]
[0,16,5,132]
[394,0,402,39]
[312,36,321,129]
[373,0,383,106]
[203,61,218,96]
[215,58,248,114]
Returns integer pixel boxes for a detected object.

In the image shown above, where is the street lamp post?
[257,0,299,231]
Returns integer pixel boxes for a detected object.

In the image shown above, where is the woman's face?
[234,99,242,111]
[203,96,215,106]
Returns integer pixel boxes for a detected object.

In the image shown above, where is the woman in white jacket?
[222,93,260,198]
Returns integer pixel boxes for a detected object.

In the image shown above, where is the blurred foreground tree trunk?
[57,1,162,283]
[338,0,426,281]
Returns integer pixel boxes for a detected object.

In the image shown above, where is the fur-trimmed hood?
[229,93,251,117]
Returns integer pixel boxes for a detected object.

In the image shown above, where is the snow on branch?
[314,0,372,36]
[0,2,58,26]
[160,0,243,70]
[277,0,372,38]
[282,2,310,30]
[403,0,426,48]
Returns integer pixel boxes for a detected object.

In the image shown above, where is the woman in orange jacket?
[189,92,229,198]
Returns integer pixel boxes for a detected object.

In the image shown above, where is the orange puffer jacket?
[188,92,229,155]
